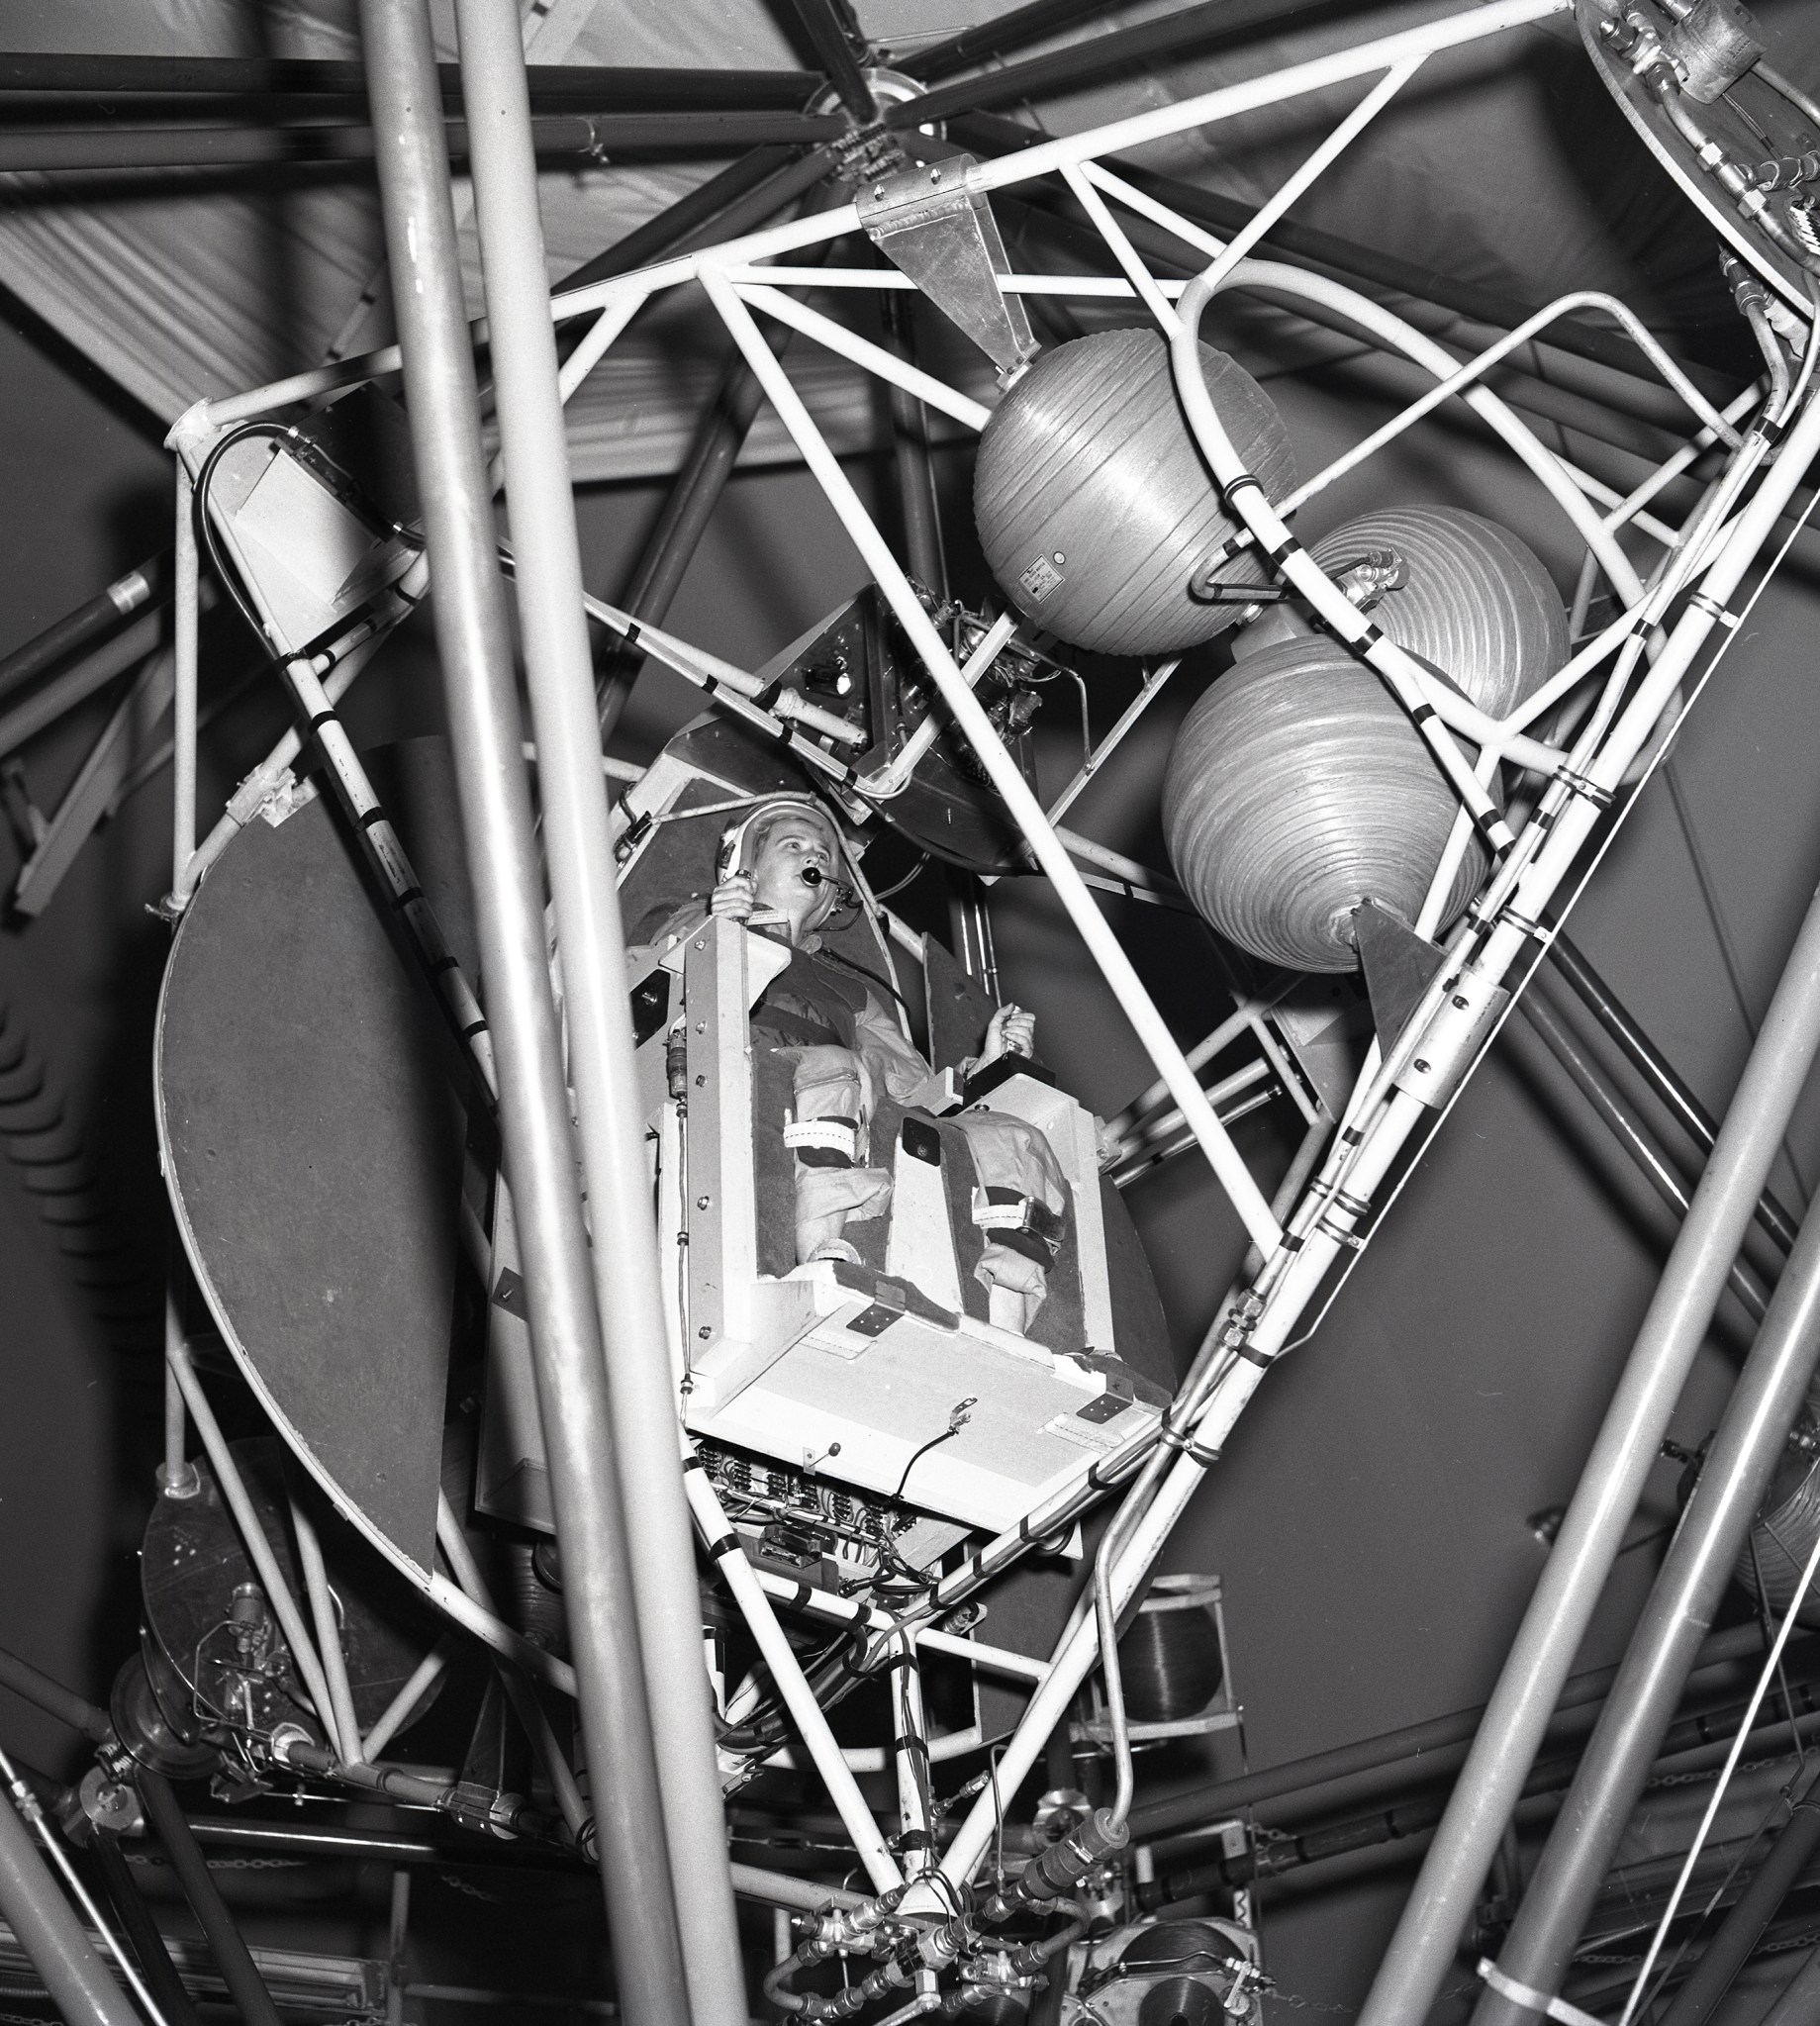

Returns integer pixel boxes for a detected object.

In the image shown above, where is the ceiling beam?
[897,0,1124,85]
[887,0,1385,128]
[0,113,844,174]
[0,53,821,112]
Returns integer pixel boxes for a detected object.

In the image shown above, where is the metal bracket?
[857,155,1037,377]
[1354,899,1448,1056]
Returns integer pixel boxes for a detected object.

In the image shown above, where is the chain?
[1264,1977,1485,2017]
[1648,1750,1795,1789]
[1578,1926,1820,1969]
[438,1872,509,1903]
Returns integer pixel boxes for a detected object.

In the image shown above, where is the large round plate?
[157,740,478,1581]
[1579,0,1820,310]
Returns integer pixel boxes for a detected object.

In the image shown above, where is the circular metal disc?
[1577,0,1820,310]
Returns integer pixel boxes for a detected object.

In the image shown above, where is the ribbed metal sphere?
[1311,505,1568,716]
[1162,638,1487,973]
[1231,507,1567,713]
[973,328,1295,657]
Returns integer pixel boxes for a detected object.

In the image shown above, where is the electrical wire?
[892,1398,977,1503]
[870,852,930,903]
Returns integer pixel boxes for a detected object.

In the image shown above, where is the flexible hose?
[1169,269,1528,859]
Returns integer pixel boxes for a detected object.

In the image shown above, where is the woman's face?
[750,813,840,935]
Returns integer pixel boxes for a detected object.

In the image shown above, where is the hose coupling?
[984,1807,1129,1918]
[1721,249,1769,313]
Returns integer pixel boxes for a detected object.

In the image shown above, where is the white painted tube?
[701,265,1284,1258]
[683,1467,904,1895]
[291,1501,360,1764]
[164,1345,341,1745]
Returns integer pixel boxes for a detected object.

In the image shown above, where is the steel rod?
[0,553,167,709]
[0,53,821,107]
[432,1495,587,1843]
[89,1830,202,2026]
[1510,990,1772,1318]
[170,471,197,890]
[1549,931,1802,1252]
[881,284,945,593]
[900,0,1119,82]
[556,147,799,295]
[894,0,1384,129]
[779,0,873,123]
[164,1344,341,1742]
[1358,857,1820,2026]
[456,6,742,2014]
[1655,1762,1820,2026]
[682,1466,904,1895]
[360,1639,451,1763]
[1130,1624,1771,1842]
[159,1300,192,1496]
[0,608,165,762]
[0,112,843,173]
[357,4,691,2019]
[1473,1181,1820,2025]
[423,1572,577,1693]
[728,1864,866,1913]
[0,1770,143,2026]
[290,1501,361,1764]
[0,1646,109,1743]
[137,1770,283,2026]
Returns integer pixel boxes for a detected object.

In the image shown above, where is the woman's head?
[726,798,847,941]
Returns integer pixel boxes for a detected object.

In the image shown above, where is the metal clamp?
[1394,967,1511,1110]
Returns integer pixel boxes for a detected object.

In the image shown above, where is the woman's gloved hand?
[977,1003,1036,1071]
[709,870,757,921]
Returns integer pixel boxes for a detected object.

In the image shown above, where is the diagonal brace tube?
[699,264,1283,1257]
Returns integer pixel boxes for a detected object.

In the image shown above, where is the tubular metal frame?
[148,0,1820,1994]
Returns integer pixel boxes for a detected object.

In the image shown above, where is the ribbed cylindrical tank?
[1164,507,1567,973]
[973,327,1295,657]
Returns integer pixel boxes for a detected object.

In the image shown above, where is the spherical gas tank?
[1231,505,1568,719]
[1312,505,1567,716]
[1162,637,1489,973]
[973,327,1295,658]
[1175,507,1569,972]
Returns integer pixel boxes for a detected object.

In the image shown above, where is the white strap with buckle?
[1477,1959,1606,2026]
